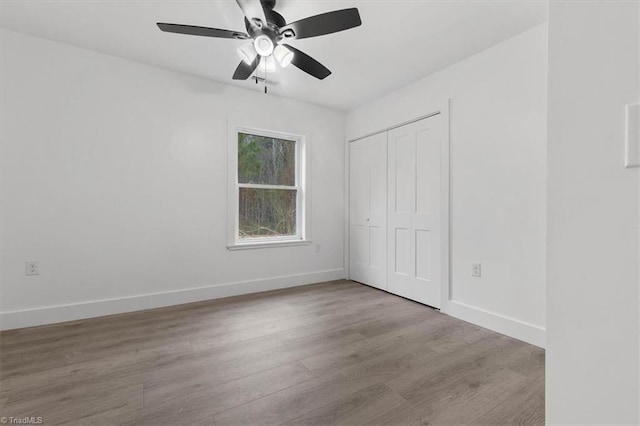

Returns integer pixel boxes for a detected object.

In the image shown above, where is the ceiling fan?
[157,0,361,81]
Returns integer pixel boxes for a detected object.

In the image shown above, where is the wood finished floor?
[0,280,544,425]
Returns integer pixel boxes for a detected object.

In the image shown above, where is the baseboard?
[0,268,346,331]
[444,300,546,348]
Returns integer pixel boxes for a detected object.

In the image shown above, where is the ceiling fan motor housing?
[244,2,286,49]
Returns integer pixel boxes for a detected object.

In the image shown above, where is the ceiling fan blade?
[232,56,260,80]
[280,8,361,40]
[235,0,267,27]
[157,23,249,39]
[284,45,331,80]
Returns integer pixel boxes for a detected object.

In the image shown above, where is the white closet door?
[349,132,387,289]
[387,114,444,307]
[349,139,368,285]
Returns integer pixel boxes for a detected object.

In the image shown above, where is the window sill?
[227,240,312,251]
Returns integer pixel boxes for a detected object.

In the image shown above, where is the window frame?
[227,124,310,250]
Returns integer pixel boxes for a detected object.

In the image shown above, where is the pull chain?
[253,58,268,94]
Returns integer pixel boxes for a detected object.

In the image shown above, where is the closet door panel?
[394,134,414,214]
[367,134,387,287]
[349,133,387,289]
[414,124,442,305]
[349,139,368,284]
[387,115,443,307]
[388,126,414,299]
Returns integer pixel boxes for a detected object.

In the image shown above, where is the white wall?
[0,29,346,330]
[546,1,640,424]
[346,24,548,347]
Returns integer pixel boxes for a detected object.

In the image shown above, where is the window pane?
[238,133,296,186]
[239,188,297,238]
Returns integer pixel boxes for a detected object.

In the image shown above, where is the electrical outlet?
[26,261,39,276]
[471,263,481,278]
[315,244,321,253]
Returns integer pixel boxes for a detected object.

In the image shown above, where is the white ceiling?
[0,0,547,110]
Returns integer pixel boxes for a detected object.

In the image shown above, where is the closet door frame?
[346,100,451,312]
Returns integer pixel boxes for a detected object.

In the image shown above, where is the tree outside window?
[237,132,300,240]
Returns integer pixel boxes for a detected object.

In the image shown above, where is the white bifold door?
[387,114,445,308]
[349,132,387,290]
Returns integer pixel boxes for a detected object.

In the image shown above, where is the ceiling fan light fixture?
[237,43,257,65]
[274,45,294,68]
[253,35,274,57]
[257,56,276,73]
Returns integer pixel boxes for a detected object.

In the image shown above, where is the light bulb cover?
[257,56,276,73]
[253,35,274,57]
[237,43,257,65]
[274,45,294,68]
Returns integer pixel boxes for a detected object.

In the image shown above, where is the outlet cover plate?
[471,263,482,278]
[26,261,39,276]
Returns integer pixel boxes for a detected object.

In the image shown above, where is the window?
[228,127,309,249]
